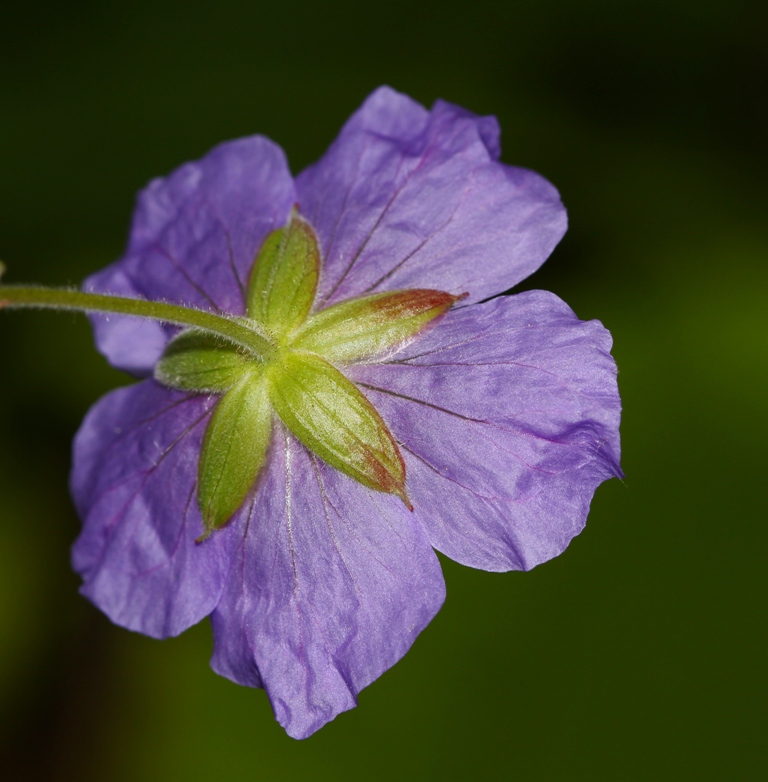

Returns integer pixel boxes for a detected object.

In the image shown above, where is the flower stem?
[0,284,275,359]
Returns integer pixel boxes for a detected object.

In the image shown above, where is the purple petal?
[71,381,243,638]
[86,136,296,374]
[347,291,622,572]
[82,268,170,376]
[296,86,566,307]
[209,427,445,739]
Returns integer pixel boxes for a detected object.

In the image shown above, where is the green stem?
[0,285,276,360]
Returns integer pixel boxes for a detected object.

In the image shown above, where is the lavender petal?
[209,427,445,739]
[296,86,566,307]
[71,381,242,637]
[347,291,622,571]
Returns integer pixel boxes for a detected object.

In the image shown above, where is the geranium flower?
[70,86,622,739]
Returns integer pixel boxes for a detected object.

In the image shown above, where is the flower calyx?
[154,211,462,538]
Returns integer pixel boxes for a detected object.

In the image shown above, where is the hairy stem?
[0,284,275,360]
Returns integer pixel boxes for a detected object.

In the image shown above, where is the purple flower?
[71,87,622,739]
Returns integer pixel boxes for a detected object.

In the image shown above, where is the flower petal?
[71,381,243,638]
[86,136,296,374]
[295,86,566,307]
[346,291,622,572]
[209,427,445,739]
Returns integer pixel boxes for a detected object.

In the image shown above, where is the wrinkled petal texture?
[296,86,567,307]
[86,137,296,374]
[71,381,243,637]
[347,291,622,572]
[209,427,445,739]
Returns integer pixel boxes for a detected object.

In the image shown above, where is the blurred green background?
[1,1,766,779]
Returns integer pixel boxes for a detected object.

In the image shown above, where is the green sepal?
[292,289,463,363]
[247,211,320,338]
[197,370,272,539]
[154,329,254,393]
[269,351,410,505]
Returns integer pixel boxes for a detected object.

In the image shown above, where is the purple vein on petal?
[86,407,213,579]
[359,209,458,296]
[320,136,438,306]
[231,495,257,614]
[315,454,397,579]
[368,329,491,365]
[132,408,211,511]
[359,166,473,296]
[355,380,488,425]
[368,357,604,402]
[138,481,197,579]
[309,454,363,600]
[224,223,246,305]
[401,443,511,501]
[311,139,368,281]
[364,492,410,576]
[318,174,401,306]
[199,195,248,306]
[101,393,205,448]
[149,242,223,313]
[357,380,591,469]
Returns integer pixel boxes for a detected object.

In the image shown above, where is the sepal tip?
[195,529,214,545]
[400,492,414,512]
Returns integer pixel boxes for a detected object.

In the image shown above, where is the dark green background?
[1,1,766,779]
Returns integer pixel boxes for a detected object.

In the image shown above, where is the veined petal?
[347,291,622,571]
[70,381,242,638]
[292,289,463,363]
[295,86,566,307]
[269,351,408,503]
[87,136,296,374]
[209,429,445,739]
